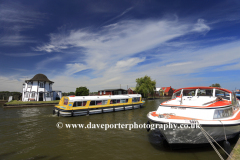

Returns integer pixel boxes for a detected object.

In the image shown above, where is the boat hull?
[149,120,240,144]
[54,104,143,117]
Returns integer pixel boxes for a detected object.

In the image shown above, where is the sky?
[0,0,240,92]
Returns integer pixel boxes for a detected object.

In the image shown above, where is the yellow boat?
[53,94,144,117]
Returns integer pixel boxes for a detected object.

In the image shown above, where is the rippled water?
[0,99,236,160]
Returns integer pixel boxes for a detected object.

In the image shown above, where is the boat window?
[215,90,230,100]
[102,100,108,105]
[117,99,120,103]
[182,90,196,96]
[64,99,68,105]
[132,97,140,102]
[213,107,233,119]
[197,89,213,96]
[110,99,117,104]
[73,101,87,107]
[90,101,96,106]
[120,99,128,103]
[96,101,102,105]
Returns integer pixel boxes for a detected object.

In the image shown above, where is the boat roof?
[67,94,141,102]
[173,86,231,94]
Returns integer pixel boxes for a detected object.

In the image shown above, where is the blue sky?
[1,0,240,92]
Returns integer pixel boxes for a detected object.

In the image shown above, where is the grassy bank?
[5,100,60,106]
[228,138,240,160]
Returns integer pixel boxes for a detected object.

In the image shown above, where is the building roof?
[26,74,54,83]
[98,88,127,91]
[129,87,136,91]
[162,86,172,93]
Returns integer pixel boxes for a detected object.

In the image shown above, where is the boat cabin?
[156,87,240,120]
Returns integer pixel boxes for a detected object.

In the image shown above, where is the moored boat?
[147,87,240,145]
[53,94,144,117]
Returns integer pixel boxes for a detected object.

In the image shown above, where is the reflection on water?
[0,99,237,160]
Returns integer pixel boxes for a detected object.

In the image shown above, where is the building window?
[45,92,50,97]
[31,92,35,98]
[40,83,44,88]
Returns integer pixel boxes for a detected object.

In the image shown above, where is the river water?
[0,99,236,160]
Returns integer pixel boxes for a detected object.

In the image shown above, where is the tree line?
[0,91,22,100]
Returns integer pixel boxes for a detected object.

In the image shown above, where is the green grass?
[5,100,60,105]
[231,141,240,159]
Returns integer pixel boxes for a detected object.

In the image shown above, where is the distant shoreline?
[3,100,59,108]
[4,103,57,108]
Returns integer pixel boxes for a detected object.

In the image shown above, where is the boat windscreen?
[64,98,68,105]
[172,90,181,99]
[231,92,239,108]
[215,90,230,100]
[183,89,196,96]
[197,89,213,96]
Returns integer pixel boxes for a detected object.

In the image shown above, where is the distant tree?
[69,92,75,95]
[210,83,221,87]
[135,75,156,98]
[75,87,89,96]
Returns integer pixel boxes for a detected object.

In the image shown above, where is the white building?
[22,74,62,101]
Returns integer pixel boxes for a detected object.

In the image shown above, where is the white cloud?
[36,18,210,77]
[0,2,45,46]
[116,57,145,68]
[65,63,88,75]
[192,19,210,33]
[36,56,62,70]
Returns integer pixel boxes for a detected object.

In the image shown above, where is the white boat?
[147,87,240,145]
[53,94,144,117]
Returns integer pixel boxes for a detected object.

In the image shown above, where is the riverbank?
[4,100,59,108]
[227,138,240,160]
